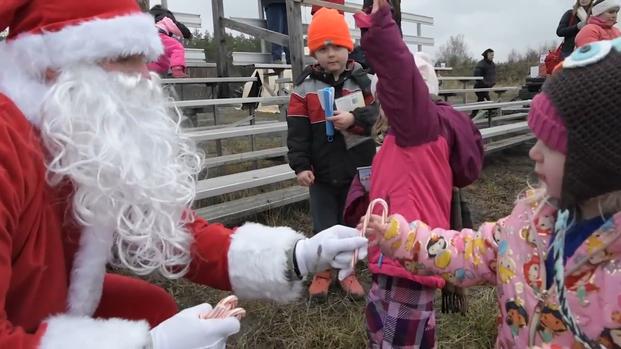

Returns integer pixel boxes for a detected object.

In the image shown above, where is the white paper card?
[335,91,365,112]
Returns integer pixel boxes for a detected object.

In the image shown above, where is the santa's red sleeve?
[0,98,153,349]
[186,217,307,303]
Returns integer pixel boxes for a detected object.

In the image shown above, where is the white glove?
[578,20,586,29]
[295,225,368,281]
[150,303,240,349]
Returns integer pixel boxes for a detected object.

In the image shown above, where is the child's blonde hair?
[372,106,389,144]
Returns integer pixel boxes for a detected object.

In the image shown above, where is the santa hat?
[0,0,162,76]
[592,0,621,16]
[0,0,163,127]
[156,17,183,38]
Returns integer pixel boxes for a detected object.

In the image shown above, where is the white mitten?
[295,225,368,281]
[150,303,240,349]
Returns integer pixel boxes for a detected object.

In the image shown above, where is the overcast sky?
[151,0,617,62]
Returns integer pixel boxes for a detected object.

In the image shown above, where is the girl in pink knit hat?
[364,26,621,348]
[147,17,188,78]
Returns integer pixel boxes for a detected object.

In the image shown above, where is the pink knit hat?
[527,93,568,154]
[156,17,183,38]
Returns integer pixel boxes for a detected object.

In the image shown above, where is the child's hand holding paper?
[327,111,355,130]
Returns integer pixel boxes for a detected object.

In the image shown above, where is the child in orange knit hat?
[287,8,379,298]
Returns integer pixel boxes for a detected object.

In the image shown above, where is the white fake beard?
[40,64,203,278]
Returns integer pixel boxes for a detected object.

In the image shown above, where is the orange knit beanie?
[307,8,353,55]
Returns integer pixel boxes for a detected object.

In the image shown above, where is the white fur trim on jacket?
[227,223,306,303]
[592,0,621,16]
[67,225,115,316]
[39,315,151,349]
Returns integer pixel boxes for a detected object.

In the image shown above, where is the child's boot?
[308,269,332,298]
[339,272,365,298]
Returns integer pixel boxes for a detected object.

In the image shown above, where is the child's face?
[314,44,349,75]
[529,140,566,199]
[599,7,620,25]
[579,0,592,7]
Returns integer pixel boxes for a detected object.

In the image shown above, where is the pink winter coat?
[359,6,484,288]
[388,190,621,348]
[575,16,621,48]
[147,18,186,75]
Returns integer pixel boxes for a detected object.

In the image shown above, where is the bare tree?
[507,49,521,63]
[436,34,475,69]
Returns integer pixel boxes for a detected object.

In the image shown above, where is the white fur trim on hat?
[39,315,151,349]
[227,222,306,303]
[0,13,162,127]
[2,13,162,77]
[592,0,621,16]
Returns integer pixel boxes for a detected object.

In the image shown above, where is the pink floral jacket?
[378,190,621,348]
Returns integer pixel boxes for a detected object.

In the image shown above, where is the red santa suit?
[0,1,308,348]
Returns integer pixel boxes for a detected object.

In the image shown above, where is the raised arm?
[361,4,440,147]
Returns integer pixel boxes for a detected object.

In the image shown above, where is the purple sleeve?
[437,103,484,188]
[361,6,440,147]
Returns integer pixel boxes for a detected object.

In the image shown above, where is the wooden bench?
[162,77,258,85]
[162,77,258,105]
[439,86,521,104]
[183,48,216,71]
[454,100,531,113]
[474,112,528,127]
[438,76,483,90]
[194,120,532,222]
[186,122,287,142]
[195,185,309,223]
[172,12,201,30]
[172,96,289,109]
[187,99,531,172]
[176,95,289,155]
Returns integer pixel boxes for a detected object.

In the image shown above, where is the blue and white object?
[318,87,335,143]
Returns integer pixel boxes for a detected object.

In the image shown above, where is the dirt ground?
[149,141,535,349]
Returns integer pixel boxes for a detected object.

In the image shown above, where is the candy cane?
[353,198,389,269]
[199,295,246,320]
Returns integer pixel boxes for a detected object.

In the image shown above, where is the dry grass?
[151,113,535,349]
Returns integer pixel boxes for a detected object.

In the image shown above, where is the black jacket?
[557,9,580,55]
[287,62,378,186]
[473,59,496,88]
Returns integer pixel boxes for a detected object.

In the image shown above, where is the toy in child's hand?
[318,87,336,142]
[199,295,246,320]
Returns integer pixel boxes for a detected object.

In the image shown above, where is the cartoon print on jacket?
[505,299,529,337]
[537,304,568,343]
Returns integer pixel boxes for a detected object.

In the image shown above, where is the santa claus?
[0,0,368,348]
